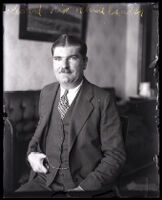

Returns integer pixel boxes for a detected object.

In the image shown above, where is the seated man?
[16,34,126,197]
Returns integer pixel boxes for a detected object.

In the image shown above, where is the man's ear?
[83,57,88,70]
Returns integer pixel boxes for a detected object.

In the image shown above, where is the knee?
[15,184,29,192]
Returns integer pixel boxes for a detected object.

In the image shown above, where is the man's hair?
[51,34,87,58]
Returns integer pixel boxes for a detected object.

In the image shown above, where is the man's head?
[51,34,88,89]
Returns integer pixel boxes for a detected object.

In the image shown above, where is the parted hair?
[51,34,87,58]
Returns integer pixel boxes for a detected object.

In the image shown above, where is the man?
[17,34,126,196]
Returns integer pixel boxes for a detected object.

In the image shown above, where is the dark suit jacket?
[27,78,126,191]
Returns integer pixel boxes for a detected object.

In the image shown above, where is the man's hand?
[67,186,84,192]
[28,152,49,174]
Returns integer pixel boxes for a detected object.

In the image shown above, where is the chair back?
[3,90,40,193]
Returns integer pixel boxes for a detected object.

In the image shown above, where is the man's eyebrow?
[69,54,79,57]
[53,55,79,58]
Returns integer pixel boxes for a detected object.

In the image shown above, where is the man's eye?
[69,56,78,60]
[53,57,62,61]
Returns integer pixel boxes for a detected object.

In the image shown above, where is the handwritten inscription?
[5,4,144,17]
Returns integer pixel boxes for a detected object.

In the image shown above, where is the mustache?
[59,69,71,73]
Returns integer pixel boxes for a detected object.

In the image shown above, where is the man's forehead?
[53,45,81,56]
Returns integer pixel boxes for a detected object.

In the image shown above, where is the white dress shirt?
[60,80,83,106]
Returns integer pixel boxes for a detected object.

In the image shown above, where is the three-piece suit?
[26,78,126,192]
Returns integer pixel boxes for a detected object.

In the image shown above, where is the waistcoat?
[44,88,80,190]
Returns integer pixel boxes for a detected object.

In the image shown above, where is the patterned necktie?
[58,89,70,120]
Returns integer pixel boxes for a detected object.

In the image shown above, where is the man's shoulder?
[87,81,111,98]
[41,82,59,94]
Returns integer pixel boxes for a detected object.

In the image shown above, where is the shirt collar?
[60,80,83,97]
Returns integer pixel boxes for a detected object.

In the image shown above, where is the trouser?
[16,172,116,198]
[15,174,69,198]
[17,169,76,191]
[16,174,51,192]
[15,168,76,198]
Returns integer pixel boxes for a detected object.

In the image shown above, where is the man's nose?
[62,58,69,69]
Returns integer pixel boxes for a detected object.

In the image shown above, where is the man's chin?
[59,77,72,84]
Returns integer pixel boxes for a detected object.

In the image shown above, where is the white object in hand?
[28,152,48,174]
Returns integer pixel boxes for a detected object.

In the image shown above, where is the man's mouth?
[60,71,71,74]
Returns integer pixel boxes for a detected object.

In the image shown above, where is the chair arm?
[3,118,15,193]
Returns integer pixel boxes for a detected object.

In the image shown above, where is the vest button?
[59,171,64,176]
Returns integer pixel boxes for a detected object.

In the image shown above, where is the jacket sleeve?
[79,93,127,191]
[26,88,44,156]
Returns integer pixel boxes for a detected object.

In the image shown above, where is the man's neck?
[60,78,83,90]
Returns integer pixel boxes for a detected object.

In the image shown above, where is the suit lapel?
[68,79,94,153]
[40,82,59,128]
